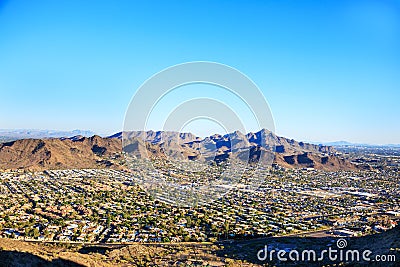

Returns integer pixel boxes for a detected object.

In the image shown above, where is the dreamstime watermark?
[123,62,275,207]
[257,238,397,263]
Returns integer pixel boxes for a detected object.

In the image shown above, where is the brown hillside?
[274,152,358,171]
[0,136,121,171]
[0,131,359,171]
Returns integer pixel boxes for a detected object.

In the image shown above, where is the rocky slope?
[0,225,398,266]
[0,136,121,171]
[0,130,357,171]
[121,129,356,171]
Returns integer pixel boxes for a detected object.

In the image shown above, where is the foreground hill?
[0,225,398,266]
[0,129,358,171]
[0,136,121,171]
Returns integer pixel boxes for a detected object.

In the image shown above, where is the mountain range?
[121,129,356,171]
[1,129,397,148]
[0,129,358,171]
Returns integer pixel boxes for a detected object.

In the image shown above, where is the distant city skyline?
[0,0,399,144]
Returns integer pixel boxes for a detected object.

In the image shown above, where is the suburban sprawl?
[0,146,399,245]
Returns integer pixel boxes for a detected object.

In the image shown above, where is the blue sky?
[0,0,399,144]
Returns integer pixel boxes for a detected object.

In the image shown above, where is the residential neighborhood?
[1,152,398,244]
